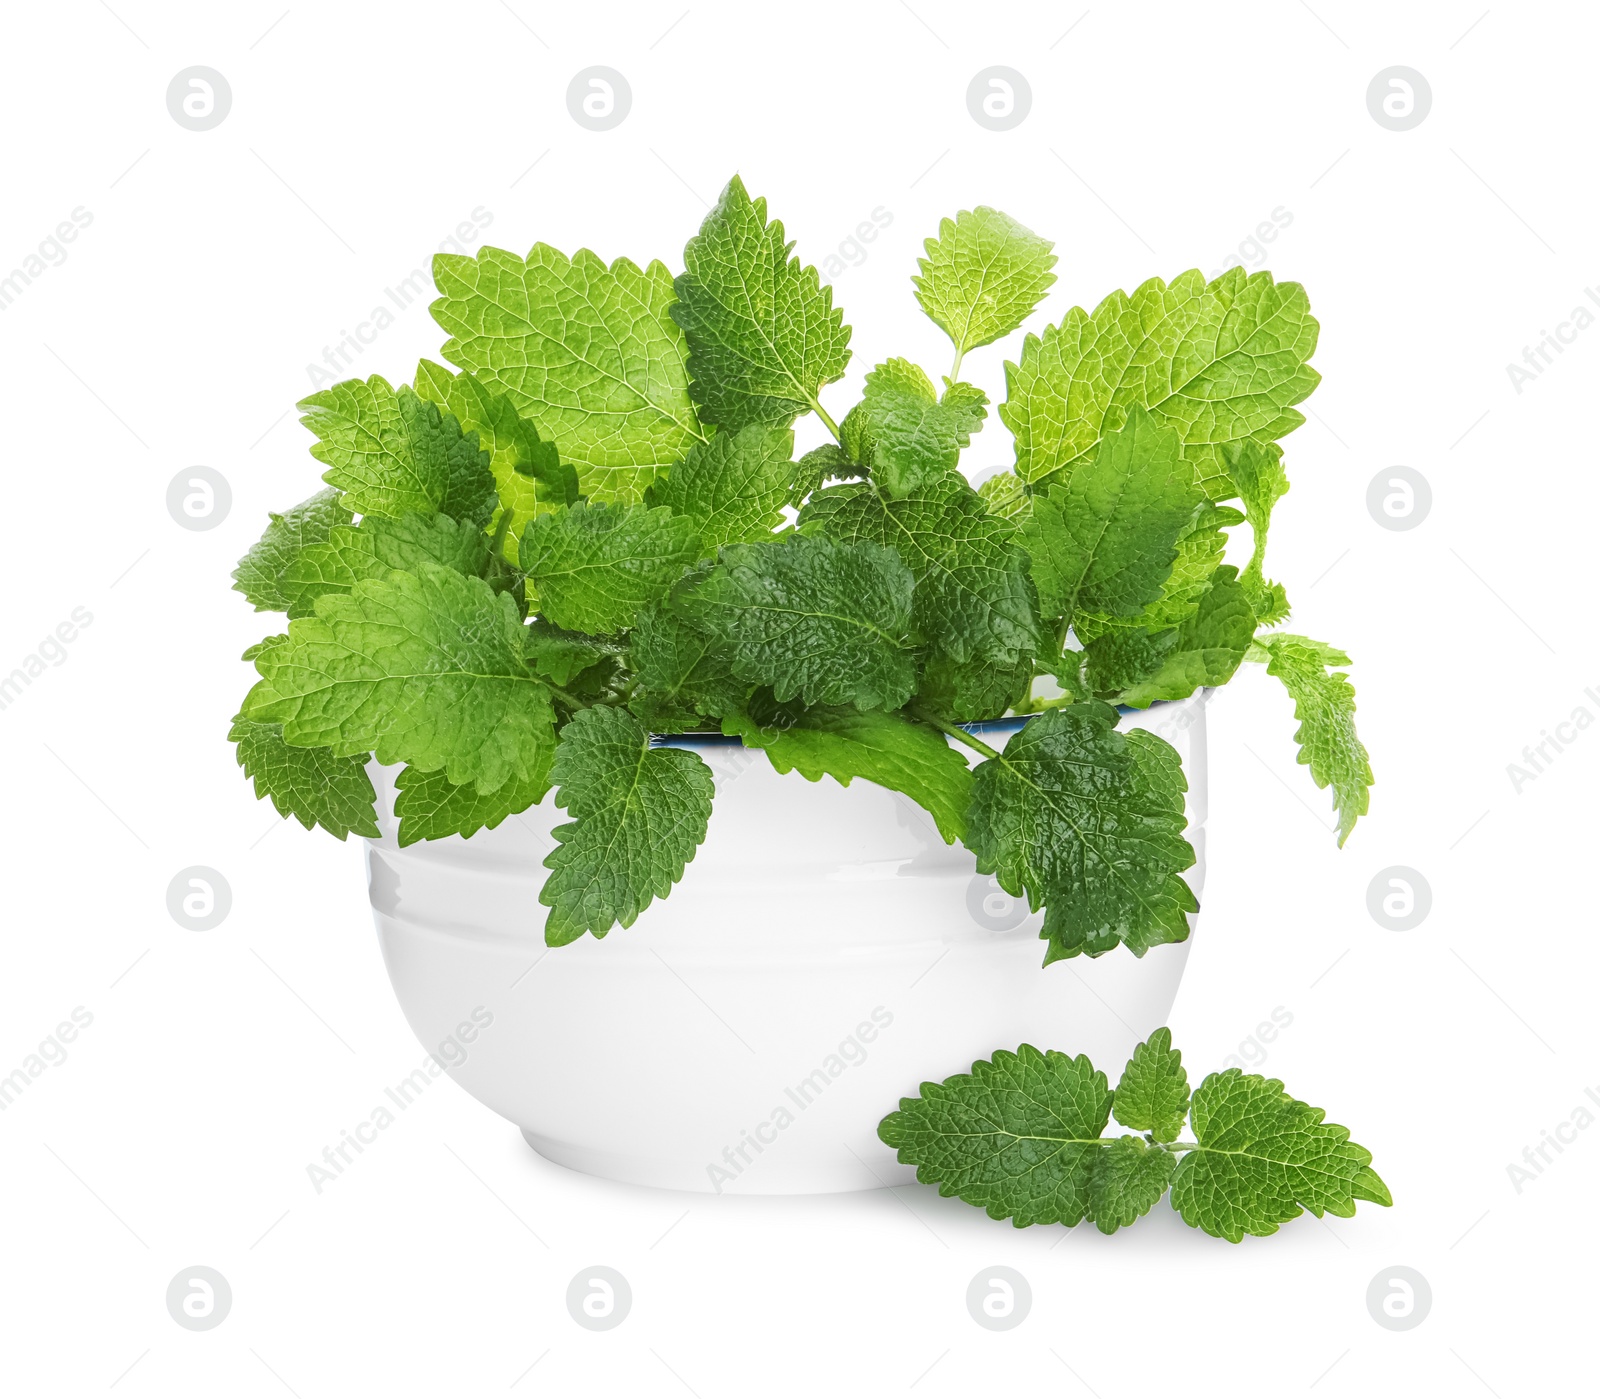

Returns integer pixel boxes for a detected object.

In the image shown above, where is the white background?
[1,0,1594,1394]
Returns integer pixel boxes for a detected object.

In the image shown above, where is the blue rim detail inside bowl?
[651,698,1198,748]
[651,717,1033,749]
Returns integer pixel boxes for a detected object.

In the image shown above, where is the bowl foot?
[519,1127,909,1195]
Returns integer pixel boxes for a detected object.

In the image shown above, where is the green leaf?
[1038,650,1089,703]
[877,1045,1113,1228]
[882,1030,1390,1238]
[520,501,702,634]
[913,206,1058,356]
[393,760,551,846]
[540,705,715,945]
[523,620,624,687]
[1073,499,1246,646]
[627,599,747,733]
[1169,1069,1389,1242]
[840,359,987,498]
[965,704,1196,960]
[280,512,490,620]
[940,379,990,417]
[1250,582,1292,627]
[1227,438,1291,620]
[788,443,863,508]
[242,563,555,794]
[1001,268,1320,497]
[431,244,705,503]
[1111,1026,1190,1142]
[799,473,1038,665]
[1085,565,1257,707]
[241,634,287,663]
[1087,1136,1177,1235]
[555,652,626,707]
[1259,633,1372,845]
[1019,407,1200,624]
[414,358,578,558]
[1352,1165,1396,1208]
[724,706,973,844]
[228,715,378,840]
[675,534,916,711]
[916,650,1034,723]
[233,488,351,613]
[649,424,795,552]
[1150,501,1247,626]
[672,175,852,431]
[298,376,495,524]
[977,470,1032,523]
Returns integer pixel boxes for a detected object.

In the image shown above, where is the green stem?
[911,707,1002,761]
[949,347,965,382]
[489,505,515,559]
[1159,1141,1200,1153]
[810,396,842,443]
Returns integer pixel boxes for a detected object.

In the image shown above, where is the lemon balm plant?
[231,174,1372,966]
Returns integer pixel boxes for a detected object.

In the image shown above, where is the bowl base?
[519,1127,915,1196]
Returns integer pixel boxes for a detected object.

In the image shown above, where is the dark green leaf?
[540,706,715,945]
[965,704,1196,960]
[799,473,1038,665]
[674,534,916,711]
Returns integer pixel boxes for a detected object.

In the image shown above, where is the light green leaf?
[965,703,1196,960]
[1259,633,1372,845]
[241,634,288,663]
[977,470,1032,523]
[878,1045,1113,1228]
[242,563,555,794]
[280,512,490,620]
[228,715,378,839]
[520,502,702,634]
[540,705,715,945]
[913,206,1057,356]
[393,760,552,846]
[675,534,916,711]
[1019,407,1200,624]
[940,379,991,417]
[724,706,973,844]
[414,358,578,558]
[650,424,795,552]
[1001,268,1320,496]
[1251,581,1292,627]
[1169,1069,1389,1242]
[1085,565,1257,707]
[298,376,495,524]
[799,473,1038,665]
[232,488,352,613]
[672,175,852,431]
[431,244,705,502]
[1227,438,1291,620]
[1111,1026,1190,1142]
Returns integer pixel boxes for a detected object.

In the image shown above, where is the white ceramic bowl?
[366,693,1210,1194]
